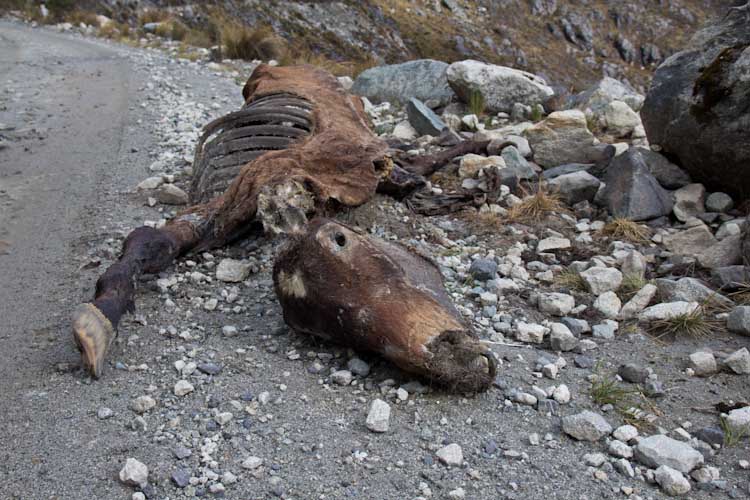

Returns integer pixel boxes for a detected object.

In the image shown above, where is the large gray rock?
[641,10,750,200]
[727,306,750,335]
[567,77,645,113]
[446,60,554,113]
[634,435,704,473]
[352,60,455,107]
[547,170,601,205]
[656,277,733,308]
[600,148,673,221]
[631,147,691,189]
[524,110,612,168]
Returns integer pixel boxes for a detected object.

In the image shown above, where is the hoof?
[72,303,114,379]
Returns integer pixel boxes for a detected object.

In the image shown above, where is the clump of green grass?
[467,89,485,117]
[619,273,652,301]
[719,415,748,447]
[599,218,651,244]
[590,365,636,407]
[554,268,587,292]
[647,306,724,339]
[530,104,544,122]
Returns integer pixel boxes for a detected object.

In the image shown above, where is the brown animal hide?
[73,64,390,377]
[273,218,497,392]
[72,64,495,379]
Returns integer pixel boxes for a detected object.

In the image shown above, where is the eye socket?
[334,232,346,247]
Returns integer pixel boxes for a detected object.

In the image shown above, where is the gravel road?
[0,20,748,500]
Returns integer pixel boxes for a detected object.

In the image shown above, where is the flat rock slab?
[634,435,704,473]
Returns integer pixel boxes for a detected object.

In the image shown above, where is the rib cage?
[190,92,314,203]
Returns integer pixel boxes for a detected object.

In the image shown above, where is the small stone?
[366,399,391,433]
[436,443,463,466]
[618,283,657,319]
[469,258,498,281]
[688,351,717,376]
[727,306,750,335]
[129,396,156,414]
[562,411,612,441]
[242,456,263,470]
[537,237,571,253]
[705,192,733,213]
[347,357,371,377]
[515,322,547,344]
[331,370,353,386]
[171,468,191,489]
[608,440,633,458]
[725,347,750,374]
[724,406,750,435]
[634,434,704,473]
[173,446,192,460]
[156,183,189,205]
[584,452,607,467]
[97,407,114,420]
[222,325,238,337]
[513,392,538,406]
[593,291,622,319]
[580,267,623,295]
[655,465,691,496]
[552,384,571,404]
[592,320,618,340]
[119,458,148,488]
[174,380,194,397]
[197,362,222,375]
[618,363,649,384]
[216,259,252,282]
[223,471,238,485]
[215,412,233,426]
[538,292,575,316]
[574,355,595,369]
[137,176,164,190]
[549,323,578,352]
[640,301,699,321]
[690,466,720,483]
[613,425,639,442]
[447,487,466,499]
[132,493,145,500]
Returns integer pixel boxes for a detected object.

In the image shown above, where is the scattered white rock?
[593,291,622,319]
[242,456,263,470]
[538,292,575,316]
[174,380,195,397]
[580,267,623,295]
[119,458,148,488]
[562,411,612,441]
[655,465,691,496]
[366,399,391,433]
[634,435,704,473]
[688,351,717,376]
[640,301,699,321]
[436,443,463,466]
[537,237,571,253]
[216,259,252,282]
[725,347,750,374]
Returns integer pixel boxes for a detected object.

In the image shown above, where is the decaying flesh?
[273,218,497,392]
[72,64,497,379]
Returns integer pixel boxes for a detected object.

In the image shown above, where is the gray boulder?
[600,148,673,221]
[524,110,613,168]
[567,77,645,113]
[352,60,455,107]
[562,411,612,441]
[547,171,601,205]
[641,10,750,200]
[446,60,554,113]
[634,435,704,473]
[631,147,691,189]
[655,277,733,308]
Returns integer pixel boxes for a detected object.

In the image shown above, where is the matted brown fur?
[273,218,497,392]
[183,64,389,249]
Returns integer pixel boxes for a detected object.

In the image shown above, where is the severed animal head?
[273,218,497,392]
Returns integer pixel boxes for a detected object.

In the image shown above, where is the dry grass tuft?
[553,268,587,292]
[506,185,567,223]
[599,218,651,244]
[138,9,171,25]
[728,283,750,305]
[216,21,287,61]
[65,10,100,27]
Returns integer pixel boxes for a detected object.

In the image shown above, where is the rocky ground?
[1,11,750,500]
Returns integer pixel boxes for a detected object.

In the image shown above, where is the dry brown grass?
[138,9,171,25]
[214,20,287,61]
[553,268,587,292]
[506,185,568,223]
[599,218,651,244]
[65,10,100,27]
